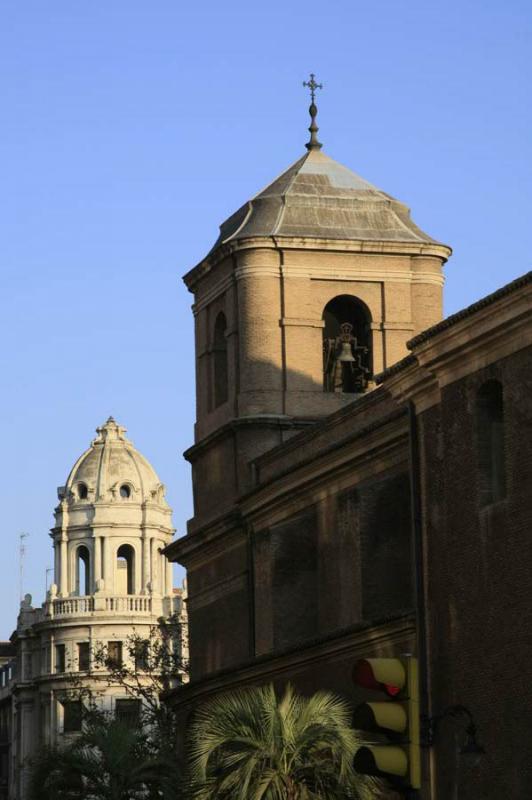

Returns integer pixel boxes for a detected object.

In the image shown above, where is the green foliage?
[28,709,183,800]
[188,683,383,800]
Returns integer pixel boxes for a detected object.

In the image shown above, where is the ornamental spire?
[303,73,323,151]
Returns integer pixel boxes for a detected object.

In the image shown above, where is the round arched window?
[120,484,131,499]
[77,483,88,500]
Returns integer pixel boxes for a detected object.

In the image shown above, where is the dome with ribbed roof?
[210,148,443,251]
[61,417,169,508]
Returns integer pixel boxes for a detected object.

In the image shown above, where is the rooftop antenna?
[19,532,29,601]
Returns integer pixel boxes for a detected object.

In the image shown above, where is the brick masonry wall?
[420,345,532,799]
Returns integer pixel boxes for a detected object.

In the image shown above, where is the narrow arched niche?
[322,296,372,394]
[76,545,91,596]
[116,544,135,595]
[213,312,228,408]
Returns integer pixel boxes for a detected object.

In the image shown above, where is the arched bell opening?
[213,312,228,408]
[76,545,91,596]
[322,295,372,394]
[116,544,135,595]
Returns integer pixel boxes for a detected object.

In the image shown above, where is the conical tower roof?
[209,148,442,252]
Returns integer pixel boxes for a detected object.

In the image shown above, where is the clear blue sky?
[0,0,530,636]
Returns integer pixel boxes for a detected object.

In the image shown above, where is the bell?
[338,341,355,363]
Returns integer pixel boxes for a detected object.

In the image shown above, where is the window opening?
[323,296,371,393]
[120,484,131,499]
[116,545,135,594]
[55,645,66,674]
[77,483,88,500]
[134,641,149,672]
[77,642,90,671]
[63,700,82,733]
[115,699,141,726]
[107,641,123,669]
[76,545,91,596]
[213,312,228,407]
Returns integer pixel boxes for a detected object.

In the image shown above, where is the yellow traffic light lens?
[353,702,407,734]
[354,745,408,778]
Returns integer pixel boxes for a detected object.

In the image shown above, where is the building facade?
[165,118,532,799]
[1,418,186,800]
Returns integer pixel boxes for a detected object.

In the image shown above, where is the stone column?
[166,558,173,597]
[93,536,101,588]
[150,538,158,593]
[141,533,149,593]
[59,538,67,596]
[53,541,59,588]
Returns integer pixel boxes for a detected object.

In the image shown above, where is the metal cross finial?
[302,73,323,151]
[303,73,323,103]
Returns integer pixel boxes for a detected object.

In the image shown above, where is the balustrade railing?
[50,595,155,617]
[105,596,152,613]
[52,597,94,615]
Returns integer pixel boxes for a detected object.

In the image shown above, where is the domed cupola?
[62,416,169,508]
[52,418,174,600]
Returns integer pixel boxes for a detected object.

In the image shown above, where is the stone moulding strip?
[243,408,408,502]
[280,317,325,328]
[163,612,416,707]
[407,270,532,349]
[183,236,452,290]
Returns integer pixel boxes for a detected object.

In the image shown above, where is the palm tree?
[28,713,181,800]
[188,682,382,800]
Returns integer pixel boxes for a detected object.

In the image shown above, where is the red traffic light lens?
[353,660,401,697]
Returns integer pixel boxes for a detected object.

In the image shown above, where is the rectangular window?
[107,641,122,668]
[77,642,90,671]
[63,701,82,733]
[23,654,32,680]
[55,644,66,673]
[134,641,149,672]
[115,699,141,726]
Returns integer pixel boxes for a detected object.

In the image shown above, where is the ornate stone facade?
[0,419,186,800]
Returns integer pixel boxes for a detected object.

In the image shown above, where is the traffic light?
[352,656,420,789]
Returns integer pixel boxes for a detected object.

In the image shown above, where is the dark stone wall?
[186,537,250,678]
[421,346,532,799]
[252,466,413,656]
[359,472,412,620]
[188,587,250,678]
[271,508,319,650]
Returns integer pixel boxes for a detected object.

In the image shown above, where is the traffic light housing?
[352,656,420,789]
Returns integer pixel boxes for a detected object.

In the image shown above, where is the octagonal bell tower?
[183,98,452,528]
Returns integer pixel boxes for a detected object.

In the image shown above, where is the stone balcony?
[44,594,171,619]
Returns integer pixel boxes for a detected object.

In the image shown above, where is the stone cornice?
[376,270,532,410]
[251,385,389,469]
[241,410,408,529]
[407,271,532,349]
[162,510,244,568]
[164,612,415,708]
[411,279,532,388]
[183,235,451,292]
[167,407,408,565]
[184,415,317,464]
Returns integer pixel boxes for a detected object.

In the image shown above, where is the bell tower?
[184,86,451,527]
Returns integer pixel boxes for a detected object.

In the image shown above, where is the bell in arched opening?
[323,297,372,394]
